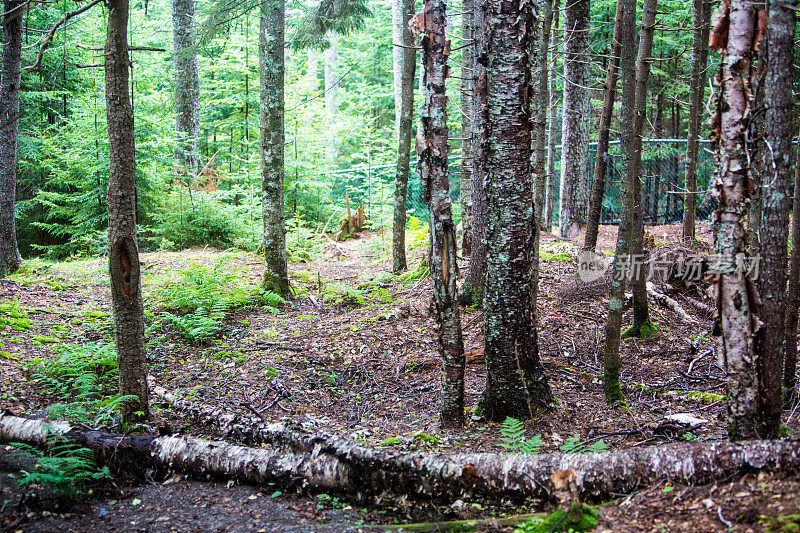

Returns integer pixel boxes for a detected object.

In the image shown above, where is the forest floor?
[2,223,800,532]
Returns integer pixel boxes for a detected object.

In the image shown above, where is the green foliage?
[499,417,543,454]
[0,301,33,331]
[11,434,110,501]
[515,504,598,533]
[155,258,284,342]
[405,216,430,252]
[560,435,609,454]
[761,512,800,533]
[412,432,440,446]
[621,319,659,339]
[321,281,366,306]
[156,189,247,251]
[26,342,137,426]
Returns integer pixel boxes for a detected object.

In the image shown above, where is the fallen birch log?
[646,282,697,324]
[2,413,800,505]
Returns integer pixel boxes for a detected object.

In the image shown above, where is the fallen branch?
[646,282,697,324]
[2,413,800,505]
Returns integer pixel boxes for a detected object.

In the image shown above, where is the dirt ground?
[2,223,800,532]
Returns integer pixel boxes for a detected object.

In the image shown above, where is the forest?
[1,0,800,530]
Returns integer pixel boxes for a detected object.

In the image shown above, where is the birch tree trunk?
[681,0,711,242]
[392,0,405,132]
[558,0,591,239]
[414,0,464,428]
[324,32,340,167]
[105,0,149,424]
[172,0,200,174]
[392,0,415,274]
[478,0,553,421]
[544,2,560,234]
[785,130,800,408]
[459,0,474,256]
[602,0,637,404]
[0,0,23,277]
[259,0,289,296]
[583,0,623,252]
[710,0,759,440]
[755,0,794,438]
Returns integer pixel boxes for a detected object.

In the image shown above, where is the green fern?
[499,417,543,454]
[11,434,110,501]
[559,435,609,454]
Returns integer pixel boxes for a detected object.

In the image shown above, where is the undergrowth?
[25,342,137,427]
[500,417,543,454]
[0,300,33,331]
[11,433,110,501]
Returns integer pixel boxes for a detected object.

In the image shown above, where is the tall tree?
[391,0,415,273]
[558,0,591,238]
[544,1,560,234]
[755,0,794,438]
[324,31,340,167]
[459,0,473,256]
[172,0,200,173]
[583,0,624,251]
[105,0,149,423]
[785,130,800,408]
[0,0,23,277]
[602,0,637,404]
[709,0,759,440]
[413,0,464,428]
[681,0,711,241]
[259,0,289,296]
[478,0,553,421]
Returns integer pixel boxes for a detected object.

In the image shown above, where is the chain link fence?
[306,139,715,230]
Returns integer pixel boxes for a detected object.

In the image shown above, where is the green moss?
[378,437,401,446]
[291,270,318,285]
[395,260,430,283]
[0,301,33,332]
[760,513,800,533]
[459,282,483,306]
[540,251,573,263]
[412,432,440,446]
[369,287,393,303]
[686,391,725,404]
[32,335,60,344]
[516,504,598,532]
[43,280,65,291]
[82,310,108,319]
[322,282,366,306]
[621,319,659,339]
[0,350,19,360]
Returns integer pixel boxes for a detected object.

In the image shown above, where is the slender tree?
[414,0,464,428]
[324,31,339,167]
[681,0,711,241]
[558,0,591,238]
[709,0,759,440]
[391,0,415,273]
[105,0,149,423]
[785,130,800,408]
[0,0,23,277]
[544,1,560,234]
[259,0,289,296]
[602,0,636,404]
[532,0,553,232]
[755,0,794,438]
[583,0,624,251]
[478,0,553,421]
[459,0,473,256]
[172,0,200,173]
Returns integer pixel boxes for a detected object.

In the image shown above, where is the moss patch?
[621,319,659,339]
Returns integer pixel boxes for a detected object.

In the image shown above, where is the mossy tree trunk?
[259,0,289,296]
[105,0,150,424]
[415,0,464,428]
[171,0,200,174]
[391,0,415,274]
[478,0,553,421]
[0,0,23,277]
[755,0,794,438]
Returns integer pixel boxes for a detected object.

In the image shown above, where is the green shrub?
[156,190,245,251]
[499,417,543,454]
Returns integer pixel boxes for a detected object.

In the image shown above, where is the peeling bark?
[0,0,23,277]
[105,0,149,423]
[478,0,553,421]
[414,0,465,428]
[459,0,474,257]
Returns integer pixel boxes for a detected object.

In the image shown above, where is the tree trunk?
[324,32,339,167]
[785,128,800,408]
[544,1,560,234]
[463,0,488,303]
[624,0,657,339]
[602,0,637,404]
[105,0,149,424]
[392,0,415,274]
[755,0,794,439]
[171,0,200,174]
[259,0,289,296]
[583,0,623,252]
[710,0,759,441]
[558,0,591,239]
[682,0,711,242]
[654,90,664,138]
[478,0,553,421]
[459,0,474,256]
[748,20,768,259]
[415,0,464,428]
[0,0,23,277]
[7,413,800,506]
[392,0,406,132]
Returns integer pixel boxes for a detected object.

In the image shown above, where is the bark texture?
[544,1,560,234]
[603,0,637,404]
[459,0,474,256]
[785,130,800,408]
[414,0,464,428]
[583,0,623,252]
[392,0,415,273]
[172,0,200,173]
[478,0,552,421]
[531,0,553,232]
[259,0,289,296]
[6,414,800,506]
[681,0,711,241]
[558,0,591,239]
[105,0,149,423]
[755,0,794,438]
[0,0,23,277]
[710,0,759,441]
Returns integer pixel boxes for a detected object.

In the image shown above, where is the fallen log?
[2,413,800,506]
[646,282,697,324]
